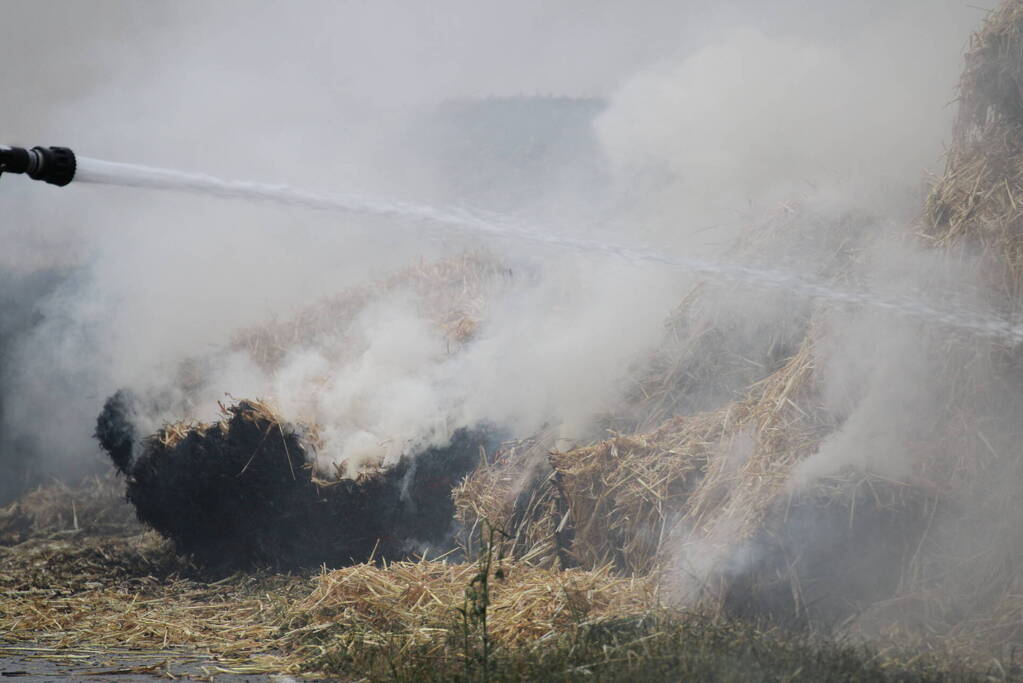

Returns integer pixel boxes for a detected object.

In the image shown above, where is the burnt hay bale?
[95,392,499,570]
[94,389,138,476]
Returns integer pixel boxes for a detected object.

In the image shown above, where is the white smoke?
[0,1,993,495]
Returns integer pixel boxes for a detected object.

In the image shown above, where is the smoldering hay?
[96,392,500,570]
[457,0,1023,658]
[94,253,509,570]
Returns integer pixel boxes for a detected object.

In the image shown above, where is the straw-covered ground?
[0,478,1006,680]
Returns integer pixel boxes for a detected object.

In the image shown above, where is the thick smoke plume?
[0,1,986,495]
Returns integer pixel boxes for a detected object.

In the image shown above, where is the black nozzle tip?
[30,146,76,186]
[0,145,76,186]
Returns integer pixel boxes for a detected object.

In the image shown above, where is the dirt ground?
[0,648,311,682]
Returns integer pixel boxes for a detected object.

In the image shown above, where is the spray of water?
[76,156,1023,345]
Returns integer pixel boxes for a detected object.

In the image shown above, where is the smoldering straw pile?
[96,393,499,569]
[90,254,509,570]
[458,1,1023,658]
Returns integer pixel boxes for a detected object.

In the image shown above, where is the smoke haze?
[0,0,995,565]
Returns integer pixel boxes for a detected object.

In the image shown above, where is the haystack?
[458,1,1023,651]
[231,251,506,373]
[460,303,943,628]
[459,333,922,623]
[925,2,1023,285]
[97,393,500,570]
[610,204,880,434]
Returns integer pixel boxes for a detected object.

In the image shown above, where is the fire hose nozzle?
[0,145,76,186]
